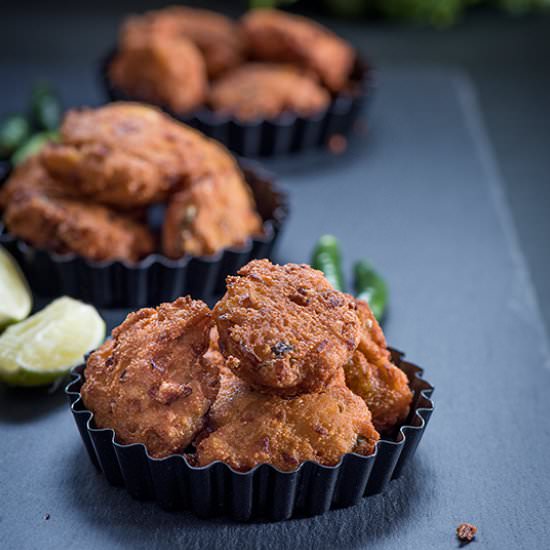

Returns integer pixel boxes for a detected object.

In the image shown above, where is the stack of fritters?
[81,260,413,471]
[0,102,263,262]
[109,7,356,121]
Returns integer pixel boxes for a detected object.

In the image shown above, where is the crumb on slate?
[456,522,477,543]
[328,134,347,155]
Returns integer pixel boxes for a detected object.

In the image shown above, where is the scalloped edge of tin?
[65,348,433,521]
[101,50,374,158]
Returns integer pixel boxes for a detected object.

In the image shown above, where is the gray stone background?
[1,2,548,336]
[1,3,549,549]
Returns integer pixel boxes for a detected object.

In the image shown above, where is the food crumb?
[456,522,477,543]
[43,513,50,521]
[328,134,347,155]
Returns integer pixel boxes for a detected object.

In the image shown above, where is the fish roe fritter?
[81,297,218,458]
[343,299,413,432]
[196,382,379,471]
[3,194,154,262]
[41,103,233,208]
[1,159,154,262]
[213,260,361,396]
[241,9,355,93]
[208,360,347,432]
[162,168,262,258]
[208,63,330,121]
[109,15,207,114]
[0,156,79,209]
[123,7,246,79]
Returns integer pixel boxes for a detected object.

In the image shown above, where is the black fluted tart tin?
[101,50,373,158]
[65,348,433,522]
[0,162,289,309]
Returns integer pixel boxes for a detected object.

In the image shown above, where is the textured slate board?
[1,68,550,549]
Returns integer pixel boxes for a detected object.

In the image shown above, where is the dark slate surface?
[1,68,550,549]
[2,7,550,335]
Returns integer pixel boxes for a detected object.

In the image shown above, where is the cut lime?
[0,296,105,387]
[0,246,32,329]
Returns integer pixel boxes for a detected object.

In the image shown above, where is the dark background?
[1,1,549,336]
[1,3,550,549]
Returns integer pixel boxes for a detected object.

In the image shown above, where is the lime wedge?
[0,296,105,386]
[0,246,32,329]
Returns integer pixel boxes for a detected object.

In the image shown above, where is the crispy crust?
[76,264,411,471]
[1,158,154,262]
[110,15,207,114]
[343,300,413,432]
[241,9,355,92]
[40,103,229,207]
[213,260,361,395]
[208,63,330,121]
[162,168,262,258]
[81,297,217,458]
[197,381,379,472]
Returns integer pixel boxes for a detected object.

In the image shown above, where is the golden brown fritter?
[0,157,78,209]
[196,383,379,472]
[208,360,347,431]
[201,326,223,370]
[110,16,207,114]
[241,9,355,93]
[205,347,254,429]
[355,298,392,366]
[208,63,330,121]
[125,7,246,79]
[1,158,154,262]
[81,297,218,458]
[162,168,262,258]
[213,260,361,396]
[9,104,262,260]
[40,103,230,208]
[198,327,239,427]
[343,299,413,433]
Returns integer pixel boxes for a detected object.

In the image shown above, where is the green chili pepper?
[353,260,388,321]
[12,131,59,166]
[30,83,62,131]
[311,234,345,292]
[0,115,31,158]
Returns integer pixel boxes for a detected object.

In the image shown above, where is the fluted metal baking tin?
[102,51,373,158]
[65,349,433,522]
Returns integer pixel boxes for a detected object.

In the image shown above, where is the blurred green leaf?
[249,0,296,8]
[251,0,550,26]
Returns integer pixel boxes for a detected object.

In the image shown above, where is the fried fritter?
[241,9,355,92]
[110,16,207,114]
[343,299,413,433]
[198,326,241,425]
[1,158,154,262]
[209,360,347,430]
[213,260,361,396]
[208,63,330,121]
[40,103,230,208]
[81,297,218,458]
[125,7,246,79]
[200,327,225,377]
[197,382,379,471]
[0,156,78,209]
[162,168,262,258]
